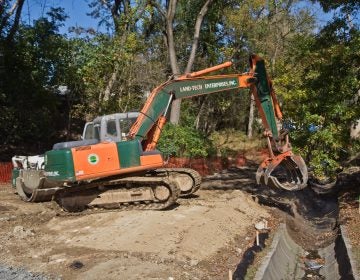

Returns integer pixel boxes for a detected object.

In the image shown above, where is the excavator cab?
[82,112,140,142]
[50,113,140,152]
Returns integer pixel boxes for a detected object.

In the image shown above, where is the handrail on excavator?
[179,61,233,79]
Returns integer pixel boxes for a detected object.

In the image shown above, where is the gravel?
[0,264,49,280]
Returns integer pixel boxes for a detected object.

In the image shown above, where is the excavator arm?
[129,54,308,191]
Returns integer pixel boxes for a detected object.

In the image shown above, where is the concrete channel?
[254,223,359,280]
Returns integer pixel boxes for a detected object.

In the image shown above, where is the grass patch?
[209,129,266,157]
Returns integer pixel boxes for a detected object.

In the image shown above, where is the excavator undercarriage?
[15,167,201,212]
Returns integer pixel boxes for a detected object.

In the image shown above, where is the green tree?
[275,3,360,179]
[0,7,75,156]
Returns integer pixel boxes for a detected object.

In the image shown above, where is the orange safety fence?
[0,162,13,183]
[165,149,270,177]
[165,154,247,177]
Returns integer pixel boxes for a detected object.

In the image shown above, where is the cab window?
[83,123,100,140]
[119,119,134,135]
[84,123,94,140]
[107,120,118,137]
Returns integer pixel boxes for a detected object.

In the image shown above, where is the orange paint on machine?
[71,142,164,181]
[140,154,163,167]
[72,142,120,180]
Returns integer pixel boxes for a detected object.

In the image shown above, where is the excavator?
[12,54,308,211]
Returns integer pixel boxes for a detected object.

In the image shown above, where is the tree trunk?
[0,0,20,35]
[350,89,360,139]
[151,0,213,124]
[102,65,119,102]
[247,94,255,138]
[6,0,24,42]
[165,0,181,124]
[194,97,207,130]
[167,0,213,124]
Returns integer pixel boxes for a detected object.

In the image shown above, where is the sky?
[22,0,105,34]
[21,0,339,35]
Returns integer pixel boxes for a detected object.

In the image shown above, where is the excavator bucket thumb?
[256,151,308,191]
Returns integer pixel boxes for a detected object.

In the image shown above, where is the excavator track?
[15,168,200,213]
[54,176,180,212]
[50,168,201,217]
[152,168,202,197]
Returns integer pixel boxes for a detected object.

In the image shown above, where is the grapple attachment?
[248,54,308,191]
[256,150,308,191]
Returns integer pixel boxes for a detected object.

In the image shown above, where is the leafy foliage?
[157,123,213,157]
[0,8,71,153]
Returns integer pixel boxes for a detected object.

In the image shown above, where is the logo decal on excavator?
[204,80,237,89]
[179,84,203,92]
[88,153,99,165]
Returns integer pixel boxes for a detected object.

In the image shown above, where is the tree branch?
[6,0,24,42]
[100,0,112,10]
[150,0,166,19]
[0,0,20,34]
[185,0,213,73]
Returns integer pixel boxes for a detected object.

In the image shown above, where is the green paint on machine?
[44,149,76,182]
[117,140,141,168]
[253,59,279,137]
[11,168,20,187]
[134,77,241,141]
[135,90,170,140]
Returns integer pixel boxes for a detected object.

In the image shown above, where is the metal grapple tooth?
[282,156,308,190]
[256,164,265,185]
[290,155,308,184]
[267,175,283,189]
[263,154,286,185]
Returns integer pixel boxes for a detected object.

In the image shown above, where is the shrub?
[157,123,213,158]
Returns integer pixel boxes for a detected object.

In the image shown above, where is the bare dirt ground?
[0,170,274,280]
[1,163,357,280]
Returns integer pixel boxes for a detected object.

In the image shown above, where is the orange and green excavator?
[12,54,308,211]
